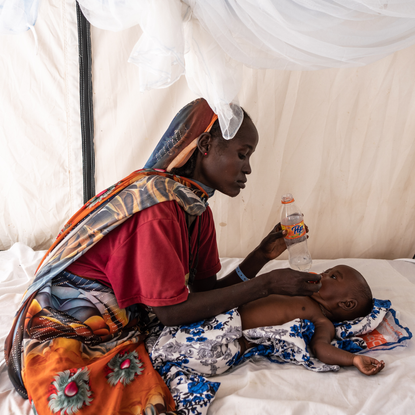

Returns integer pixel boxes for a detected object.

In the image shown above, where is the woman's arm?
[153,268,320,326]
[153,222,320,326]
[191,223,291,292]
[310,318,385,375]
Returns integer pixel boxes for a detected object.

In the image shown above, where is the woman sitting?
[5,98,321,415]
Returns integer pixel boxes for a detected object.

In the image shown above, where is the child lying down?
[147,265,392,414]
[238,264,384,375]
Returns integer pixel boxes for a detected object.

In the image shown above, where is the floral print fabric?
[333,298,412,352]
[148,309,337,415]
[147,310,241,415]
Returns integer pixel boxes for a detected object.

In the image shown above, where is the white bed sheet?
[0,244,414,415]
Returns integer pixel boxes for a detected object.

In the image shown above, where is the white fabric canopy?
[78,0,415,138]
[0,0,40,35]
[4,0,415,137]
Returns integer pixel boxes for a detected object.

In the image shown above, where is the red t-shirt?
[66,200,221,308]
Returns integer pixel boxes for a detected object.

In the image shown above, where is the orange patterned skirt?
[7,271,175,415]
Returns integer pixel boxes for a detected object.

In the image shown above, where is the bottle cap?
[281,193,294,204]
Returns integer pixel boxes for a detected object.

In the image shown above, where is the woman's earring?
[204,152,208,156]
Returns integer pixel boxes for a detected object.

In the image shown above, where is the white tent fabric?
[1,0,415,260]
[91,23,415,260]
[0,0,83,251]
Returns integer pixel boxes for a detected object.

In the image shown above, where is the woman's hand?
[256,222,310,261]
[256,223,288,261]
[261,268,322,297]
[353,355,385,376]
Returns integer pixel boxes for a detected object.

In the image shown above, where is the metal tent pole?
[76,2,95,204]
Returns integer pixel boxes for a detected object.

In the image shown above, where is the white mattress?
[0,243,414,414]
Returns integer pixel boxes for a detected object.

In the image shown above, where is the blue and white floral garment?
[147,309,336,415]
[147,299,412,415]
[146,309,242,415]
[333,298,412,352]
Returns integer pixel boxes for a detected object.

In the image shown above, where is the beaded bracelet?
[236,265,249,282]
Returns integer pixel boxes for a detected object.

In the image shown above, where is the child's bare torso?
[237,289,386,376]
[239,295,324,331]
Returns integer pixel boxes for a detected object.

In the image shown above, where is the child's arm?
[310,318,385,376]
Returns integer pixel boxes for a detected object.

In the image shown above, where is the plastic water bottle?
[280,193,312,271]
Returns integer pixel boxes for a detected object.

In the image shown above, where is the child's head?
[312,265,373,322]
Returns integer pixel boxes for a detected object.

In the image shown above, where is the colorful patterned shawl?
[5,169,208,402]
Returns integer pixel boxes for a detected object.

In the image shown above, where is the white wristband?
[236,266,249,282]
